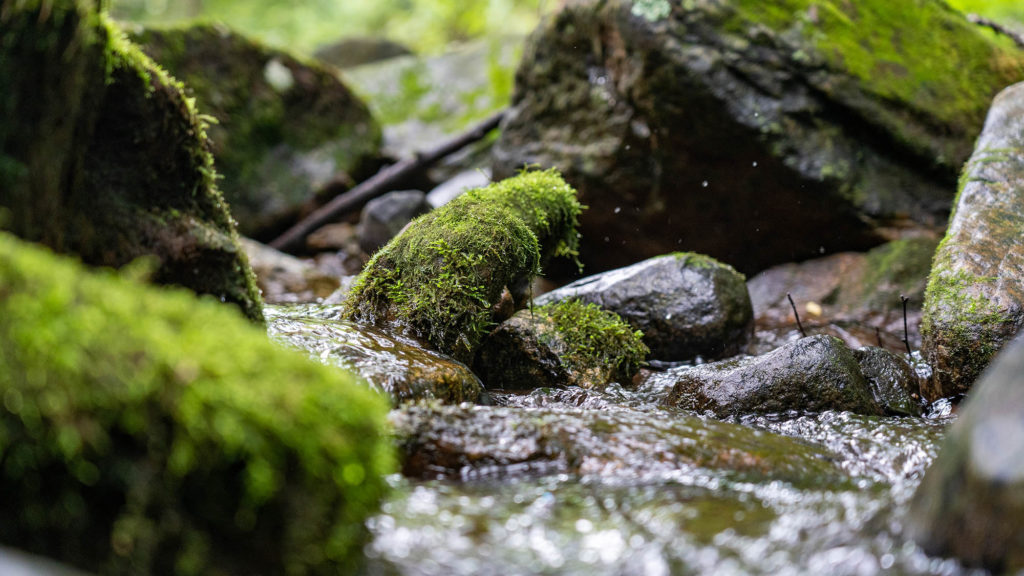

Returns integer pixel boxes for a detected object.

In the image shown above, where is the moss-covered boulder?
[908,335,1024,571]
[536,252,752,361]
[473,300,648,390]
[0,1,263,322]
[0,232,393,574]
[664,335,884,417]
[268,305,485,406]
[342,169,583,364]
[493,0,1024,275]
[132,23,382,238]
[921,82,1024,402]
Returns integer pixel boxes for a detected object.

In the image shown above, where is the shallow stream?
[268,304,975,576]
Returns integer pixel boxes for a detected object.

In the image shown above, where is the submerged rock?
[494,0,1024,275]
[342,169,582,364]
[133,23,382,238]
[357,189,431,254]
[267,306,484,405]
[921,82,1024,402]
[536,252,752,361]
[392,402,845,483]
[908,336,1024,571]
[473,300,648,390]
[0,232,393,574]
[0,4,263,322]
[664,335,883,417]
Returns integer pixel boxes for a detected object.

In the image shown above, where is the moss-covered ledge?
[0,232,394,575]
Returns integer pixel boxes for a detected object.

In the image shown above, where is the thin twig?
[270,109,507,253]
[875,326,882,348]
[900,295,912,357]
[967,13,1024,49]
[787,292,806,338]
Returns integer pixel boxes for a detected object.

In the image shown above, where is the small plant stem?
[787,292,806,338]
[875,326,882,348]
[900,295,912,357]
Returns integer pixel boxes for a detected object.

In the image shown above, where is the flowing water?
[267,304,977,576]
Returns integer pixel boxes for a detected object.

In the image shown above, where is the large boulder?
[907,336,1024,571]
[493,0,1024,275]
[536,252,752,361]
[0,4,263,322]
[663,335,884,417]
[0,232,393,574]
[473,300,648,390]
[132,23,382,238]
[921,82,1024,402]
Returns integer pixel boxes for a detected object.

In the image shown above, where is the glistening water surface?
[268,304,974,576]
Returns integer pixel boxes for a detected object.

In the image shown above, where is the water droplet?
[701,180,709,188]
[614,206,621,214]
[819,246,825,254]
[752,161,758,167]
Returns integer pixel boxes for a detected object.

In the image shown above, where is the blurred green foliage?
[948,0,1024,25]
[109,0,547,54]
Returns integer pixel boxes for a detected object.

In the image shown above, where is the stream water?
[267,304,976,576]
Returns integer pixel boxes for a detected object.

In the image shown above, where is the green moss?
[671,251,741,276]
[343,169,582,363]
[540,299,649,383]
[0,232,394,574]
[853,236,938,309]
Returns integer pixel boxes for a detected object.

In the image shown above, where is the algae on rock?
[0,1,263,322]
[0,232,393,575]
[342,168,583,364]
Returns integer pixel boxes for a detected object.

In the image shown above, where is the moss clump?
[343,168,582,364]
[541,299,649,385]
[0,232,394,574]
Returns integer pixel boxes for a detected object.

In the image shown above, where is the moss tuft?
[540,299,649,383]
[0,232,393,574]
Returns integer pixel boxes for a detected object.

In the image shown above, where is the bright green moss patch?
[343,169,582,363]
[541,299,649,384]
[0,233,393,574]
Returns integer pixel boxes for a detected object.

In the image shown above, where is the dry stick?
[900,295,912,357]
[269,109,507,253]
[967,13,1024,49]
[787,292,807,338]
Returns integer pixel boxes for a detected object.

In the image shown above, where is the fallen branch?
[967,13,1024,49]
[270,109,507,253]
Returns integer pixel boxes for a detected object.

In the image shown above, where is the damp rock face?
[133,23,382,238]
[852,346,922,416]
[0,3,263,322]
[0,232,393,575]
[493,0,1024,275]
[921,82,1024,402]
[664,335,884,417]
[357,189,432,254]
[908,336,1024,572]
[536,252,752,361]
[473,300,648,390]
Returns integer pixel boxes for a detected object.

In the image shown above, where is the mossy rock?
[0,232,394,574]
[921,82,1024,401]
[132,23,382,238]
[473,300,648,390]
[342,168,583,364]
[0,1,263,322]
[493,0,1024,275]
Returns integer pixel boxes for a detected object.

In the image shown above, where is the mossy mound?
[342,168,582,364]
[494,0,1024,275]
[132,23,382,238]
[921,82,1024,401]
[0,232,394,575]
[0,1,263,322]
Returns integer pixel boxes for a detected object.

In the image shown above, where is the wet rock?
[267,306,484,405]
[357,189,431,254]
[132,23,381,238]
[0,232,392,574]
[241,238,340,303]
[391,402,845,483]
[908,336,1024,571]
[0,547,92,576]
[536,252,752,361]
[313,36,413,69]
[852,347,922,416]
[427,169,492,208]
[0,5,263,322]
[342,169,582,364]
[493,0,1024,276]
[664,335,883,417]
[922,82,1024,401]
[473,300,648,390]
